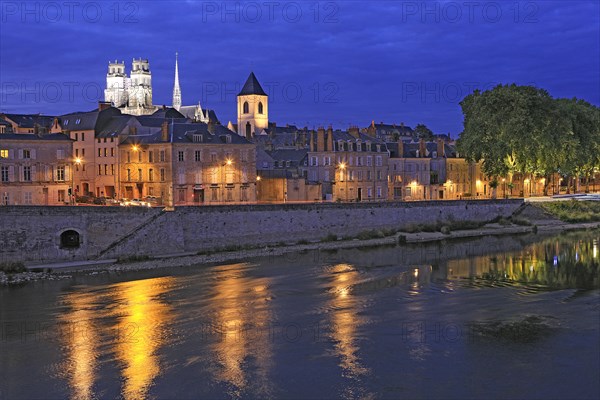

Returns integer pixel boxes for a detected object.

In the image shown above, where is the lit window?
[0,149,8,158]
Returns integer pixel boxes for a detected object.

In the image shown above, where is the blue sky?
[1,0,598,136]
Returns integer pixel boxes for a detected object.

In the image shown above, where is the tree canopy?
[457,84,600,184]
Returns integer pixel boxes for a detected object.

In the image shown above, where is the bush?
[321,233,338,242]
[511,217,532,226]
[116,254,150,264]
[538,200,600,223]
[440,226,451,235]
[0,261,26,273]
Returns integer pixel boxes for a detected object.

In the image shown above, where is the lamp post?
[222,158,232,203]
[338,162,346,201]
[502,178,506,199]
[72,157,82,205]
[256,175,261,203]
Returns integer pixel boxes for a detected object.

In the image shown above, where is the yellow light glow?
[502,178,506,182]
[339,162,346,170]
[411,181,417,187]
[256,176,261,181]
[226,159,233,166]
[476,180,481,185]
[132,145,139,152]
[74,157,82,164]
[524,178,530,184]
[540,178,545,184]
[413,268,419,278]
[593,239,598,259]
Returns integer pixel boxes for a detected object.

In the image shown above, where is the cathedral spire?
[172,52,182,111]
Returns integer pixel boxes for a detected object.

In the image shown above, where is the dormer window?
[64,119,69,125]
[366,142,372,152]
[338,140,344,151]
[193,134,203,143]
[75,119,81,124]
[376,144,381,152]
[356,140,362,152]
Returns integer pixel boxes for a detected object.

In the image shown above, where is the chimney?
[367,120,376,137]
[98,101,112,111]
[317,127,325,151]
[348,126,360,138]
[161,121,169,142]
[419,138,426,158]
[309,130,315,152]
[326,126,334,151]
[206,120,215,135]
[270,122,276,139]
[398,139,404,158]
[437,138,445,158]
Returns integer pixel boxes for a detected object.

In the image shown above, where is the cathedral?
[103,55,210,122]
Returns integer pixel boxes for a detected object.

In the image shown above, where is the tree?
[414,124,434,141]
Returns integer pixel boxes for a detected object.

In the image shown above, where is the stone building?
[0,113,61,134]
[119,121,257,206]
[236,72,269,139]
[0,132,73,205]
[307,126,390,202]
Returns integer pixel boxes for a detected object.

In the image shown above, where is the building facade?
[0,133,73,205]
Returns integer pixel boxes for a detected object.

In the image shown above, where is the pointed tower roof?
[238,72,267,96]
[172,52,182,110]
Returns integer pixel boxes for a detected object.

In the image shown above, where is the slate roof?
[330,130,389,152]
[0,113,56,129]
[60,107,121,132]
[0,133,72,141]
[387,141,457,158]
[121,122,253,145]
[238,72,267,96]
[151,108,186,119]
[268,149,308,163]
[96,116,138,138]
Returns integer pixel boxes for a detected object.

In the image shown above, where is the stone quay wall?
[0,200,523,263]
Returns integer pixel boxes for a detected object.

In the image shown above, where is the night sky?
[1,0,598,136]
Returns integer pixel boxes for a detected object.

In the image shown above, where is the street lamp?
[72,157,82,205]
[502,178,506,198]
[338,162,347,201]
[222,158,233,203]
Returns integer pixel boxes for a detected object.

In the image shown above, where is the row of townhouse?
[0,104,257,206]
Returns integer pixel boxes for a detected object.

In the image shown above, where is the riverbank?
[2,205,598,286]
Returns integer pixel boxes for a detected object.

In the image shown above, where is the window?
[104,165,108,175]
[193,134,203,143]
[57,149,64,159]
[376,156,382,167]
[138,169,142,181]
[75,119,81,125]
[160,150,166,162]
[22,166,31,181]
[310,156,318,166]
[56,166,65,181]
[377,170,382,180]
[127,151,131,163]
[195,150,201,162]
[211,153,217,163]
[127,169,131,181]
[24,192,32,205]
[357,171,363,181]
[241,187,248,202]
[258,102,264,114]
[211,187,218,201]
[160,168,165,181]
[23,149,31,159]
[366,156,372,167]
[148,187,154,196]
[111,164,114,175]
[1,166,9,182]
[98,148,101,157]
[178,151,184,162]
[0,149,8,158]
[367,187,373,198]
[74,132,78,141]
[97,139,101,144]
[324,170,330,181]
[98,165,102,175]
[367,170,372,181]
[58,190,66,202]
[138,151,142,162]
[377,186,382,198]
[149,169,154,182]
[104,148,107,157]
[243,101,249,114]
[226,187,233,201]
[111,148,114,157]
[148,150,153,162]
[82,132,85,141]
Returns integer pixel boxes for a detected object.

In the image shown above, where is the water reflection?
[328,264,373,399]
[211,265,274,398]
[441,232,600,289]
[60,277,175,400]
[112,277,174,400]
[59,292,101,400]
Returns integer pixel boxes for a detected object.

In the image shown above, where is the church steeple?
[172,52,182,111]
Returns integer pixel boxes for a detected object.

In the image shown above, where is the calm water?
[1,231,599,399]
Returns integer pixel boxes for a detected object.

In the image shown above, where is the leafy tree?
[414,124,434,141]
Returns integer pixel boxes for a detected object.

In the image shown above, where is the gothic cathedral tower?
[172,52,182,111]
[237,72,268,139]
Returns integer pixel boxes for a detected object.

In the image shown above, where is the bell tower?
[237,72,268,139]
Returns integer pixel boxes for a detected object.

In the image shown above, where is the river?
[1,230,599,399]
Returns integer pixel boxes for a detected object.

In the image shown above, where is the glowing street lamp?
[338,162,347,201]
[72,157,82,205]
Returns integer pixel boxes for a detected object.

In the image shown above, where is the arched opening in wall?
[258,102,263,114]
[245,122,252,139]
[243,101,249,114]
[60,230,81,249]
